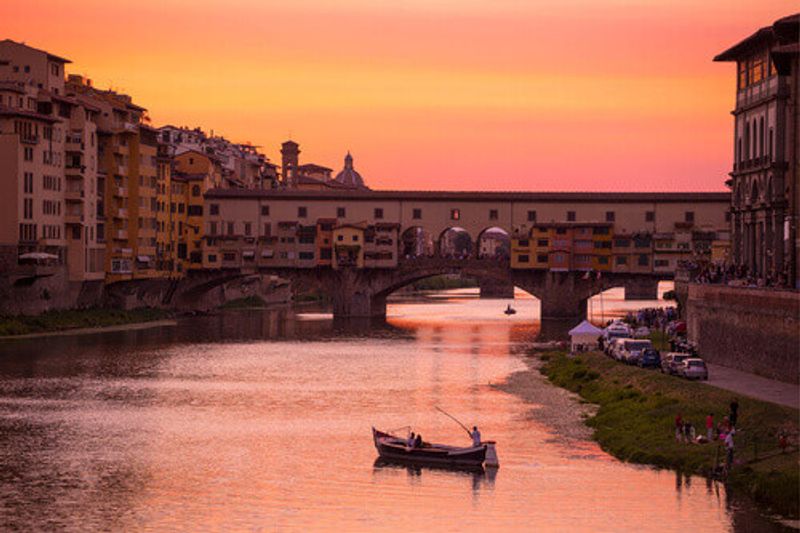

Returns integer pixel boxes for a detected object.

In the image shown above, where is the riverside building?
[714,13,799,287]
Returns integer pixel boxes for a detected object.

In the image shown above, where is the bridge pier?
[624,278,660,300]
[540,295,588,321]
[478,278,515,299]
[330,269,387,318]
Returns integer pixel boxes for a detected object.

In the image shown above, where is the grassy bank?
[540,350,799,518]
[0,307,171,337]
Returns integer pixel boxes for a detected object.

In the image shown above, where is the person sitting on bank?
[471,426,482,447]
[407,432,416,448]
[414,433,423,448]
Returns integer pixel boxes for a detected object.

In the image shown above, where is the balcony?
[20,134,39,145]
[65,212,84,225]
[114,186,128,197]
[65,188,85,201]
[65,134,84,152]
[114,230,129,240]
[113,207,128,219]
[65,163,86,176]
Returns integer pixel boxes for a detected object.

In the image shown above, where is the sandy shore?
[0,319,179,341]
[494,352,597,442]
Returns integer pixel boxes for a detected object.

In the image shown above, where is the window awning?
[261,250,275,258]
[242,250,255,258]
[136,255,150,262]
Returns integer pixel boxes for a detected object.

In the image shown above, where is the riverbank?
[536,350,799,519]
[0,307,173,338]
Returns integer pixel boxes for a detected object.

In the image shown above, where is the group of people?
[405,426,482,449]
[681,259,793,289]
[625,307,678,330]
[674,399,740,471]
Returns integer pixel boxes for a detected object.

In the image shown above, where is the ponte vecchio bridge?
[169,189,730,321]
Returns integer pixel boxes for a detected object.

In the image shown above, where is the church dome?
[333,152,368,189]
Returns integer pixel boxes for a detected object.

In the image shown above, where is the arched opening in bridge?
[476,227,510,260]
[401,227,435,259]
[438,227,473,259]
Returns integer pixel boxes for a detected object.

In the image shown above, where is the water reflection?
[0,290,789,532]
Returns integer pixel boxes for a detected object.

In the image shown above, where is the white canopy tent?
[568,320,603,352]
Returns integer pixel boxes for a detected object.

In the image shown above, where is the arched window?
[744,122,750,160]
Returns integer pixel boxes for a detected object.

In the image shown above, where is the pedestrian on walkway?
[706,413,714,441]
[675,413,684,443]
[729,398,739,428]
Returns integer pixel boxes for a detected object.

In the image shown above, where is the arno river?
[0,289,790,532]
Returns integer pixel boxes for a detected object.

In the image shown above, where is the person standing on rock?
[729,399,739,428]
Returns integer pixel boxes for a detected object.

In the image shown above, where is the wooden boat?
[372,427,499,468]
[504,305,517,315]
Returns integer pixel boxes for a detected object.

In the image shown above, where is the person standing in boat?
[471,426,481,447]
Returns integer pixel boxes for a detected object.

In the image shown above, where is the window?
[337,235,344,242]
[374,208,384,219]
[207,254,217,263]
[537,239,548,247]
[227,222,234,235]
[337,207,346,218]
[187,205,202,216]
[645,211,655,223]
[616,256,628,265]
[518,254,529,263]
[299,251,315,260]
[450,209,460,220]
[527,210,536,222]
[489,209,498,220]
[592,226,609,235]
[518,239,529,246]
[191,185,201,196]
[614,239,630,248]
[352,235,359,242]
[261,205,269,216]
[655,259,669,267]
[244,222,252,236]
[594,241,612,249]
[725,211,731,222]
[210,204,219,216]
[263,223,271,236]
[556,228,567,235]
[298,206,307,218]
[537,254,548,262]
[412,208,422,219]
[566,211,576,221]
[605,211,615,222]
[209,222,218,235]
[685,211,695,223]
[24,147,33,161]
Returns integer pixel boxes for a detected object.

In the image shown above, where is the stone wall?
[686,284,800,383]
[0,270,290,315]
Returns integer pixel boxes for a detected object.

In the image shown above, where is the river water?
[0,289,790,532]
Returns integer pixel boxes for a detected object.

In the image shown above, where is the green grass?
[540,350,799,518]
[0,307,171,337]
[219,296,269,309]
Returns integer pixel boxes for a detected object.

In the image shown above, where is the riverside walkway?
[705,363,799,409]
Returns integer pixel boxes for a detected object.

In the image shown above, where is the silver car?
[678,358,709,380]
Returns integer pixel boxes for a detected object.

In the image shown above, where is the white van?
[619,338,653,365]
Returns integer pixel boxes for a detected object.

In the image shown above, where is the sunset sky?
[3,0,796,191]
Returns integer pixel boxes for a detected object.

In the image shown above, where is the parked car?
[677,358,709,380]
[611,338,628,361]
[638,348,661,368]
[619,339,653,365]
[661,352,691,375]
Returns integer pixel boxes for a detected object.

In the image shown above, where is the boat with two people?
[372,408,499,469]
[504,304,517,315]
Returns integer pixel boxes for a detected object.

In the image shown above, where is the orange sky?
[2,0,796,191]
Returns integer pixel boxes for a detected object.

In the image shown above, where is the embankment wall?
[686,284,800,383]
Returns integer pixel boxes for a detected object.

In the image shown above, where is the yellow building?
[172,150,221,271]
[332,223,365,269]
[510,227,533,269]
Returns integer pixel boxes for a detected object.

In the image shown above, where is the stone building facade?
[714,13,799,287]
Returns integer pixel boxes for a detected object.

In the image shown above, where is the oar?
[435,406,472,438]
